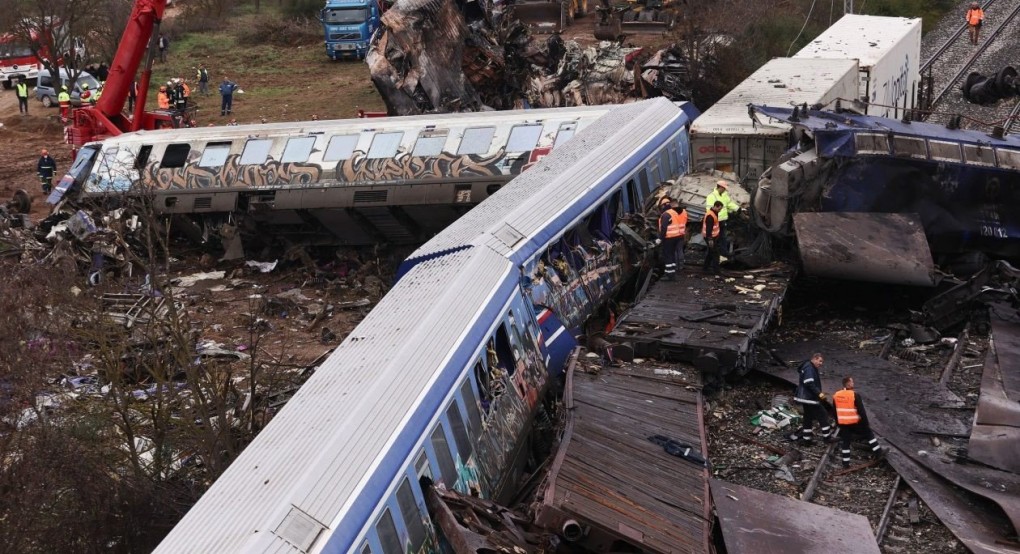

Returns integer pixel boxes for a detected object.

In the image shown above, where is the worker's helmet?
[81,83,89,90]
[716,180,729,189]
[60,85,67,91]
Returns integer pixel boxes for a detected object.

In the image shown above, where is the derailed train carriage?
[154,98,694,553]
[47,105,629,247]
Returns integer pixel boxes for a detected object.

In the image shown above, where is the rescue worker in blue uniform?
[788,352,835,446]
[37,149,57,194]
[656,196,688,281]
[833,376,886,467]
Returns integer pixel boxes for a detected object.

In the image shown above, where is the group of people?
[151,65,239,118]
[790,353,888,467]
[655,179,741,279]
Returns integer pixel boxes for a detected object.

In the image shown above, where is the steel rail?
[1006,97,1020,134]
[929,0,1020,111]
[920,0,999,74]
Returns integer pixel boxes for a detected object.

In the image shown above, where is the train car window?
[554,122,577,146]
[446,403,472,461]
[660,150,672,178]
[506,124,543,152]
[324,135,360,161]
[161,144,191,168]
[638,169,651,195]
[626,179,639,213]
[90,147,138,193]
[963,144,996,167]
[473,361,492,412]
[360,543,372,554]
[412,133,448,157]
[458,127,495,155]
[240,139,273,165]
[375,509,402,554]
[494,325,516,376]
[199,142,232,167]
[368,132,404,159]
[134,145,152,171]
[996,148,1020,170]
[460,380,483,438]
[282,137,317,163]
[396,479,428,548]
[928,140,963,163]
[430,425,458,488]
[414,449,433,479]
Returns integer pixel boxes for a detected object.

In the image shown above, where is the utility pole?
[845,0,853,14]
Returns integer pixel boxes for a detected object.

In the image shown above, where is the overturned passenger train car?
[155,98,694,553]
[48,106,622,245]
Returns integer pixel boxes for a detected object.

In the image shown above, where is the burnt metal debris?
[711,479,882,554]
[533,361,711,553]
[608,264,793,378]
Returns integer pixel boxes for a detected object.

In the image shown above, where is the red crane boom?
[67,0,172,149]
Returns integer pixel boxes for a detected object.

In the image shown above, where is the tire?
[41,95,54,108]
[1,81,10,90]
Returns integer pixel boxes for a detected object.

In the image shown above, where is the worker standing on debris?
[58,85,71,122]
[967,2,984,45]
[196,64,210,96]
[37,149,57,195]
[656,196,687,281]
[219,77,238,117]
[788,352,834,446]
[705,180,740,254]
[702,201,722,275]
[15,78,29,115]
[834,376,886,467]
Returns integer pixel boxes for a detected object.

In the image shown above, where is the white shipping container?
[795,14,922,119]
[689,57,858,183]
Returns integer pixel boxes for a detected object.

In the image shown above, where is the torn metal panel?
[969,308,1020,473]
[793,212,936,287]
[102,293,174,329]
[534,363,711,553]
[885,446,1019,554]
[711,479,881,554]
[665,171,748,223]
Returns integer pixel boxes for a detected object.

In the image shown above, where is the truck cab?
[321,0,381,60]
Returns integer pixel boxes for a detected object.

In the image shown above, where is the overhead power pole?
[845,0,853,14]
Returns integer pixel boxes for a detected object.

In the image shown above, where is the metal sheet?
[710,479,881,554]
[969,310,1020,472]
[793,212,936,286]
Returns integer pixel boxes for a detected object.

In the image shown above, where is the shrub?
[237,15,323,47]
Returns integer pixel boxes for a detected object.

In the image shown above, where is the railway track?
[922,0,1020,127]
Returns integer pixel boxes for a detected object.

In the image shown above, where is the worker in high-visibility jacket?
[157,85,171,110]
[833,376,887,468]
[705,180,741,255]
[15,78,29,115]
[702,200,722,275]
[966,2,984,45]
[58,86,71,122]
[655,196,688,281]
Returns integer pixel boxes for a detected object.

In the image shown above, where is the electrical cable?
[787,0,820,56]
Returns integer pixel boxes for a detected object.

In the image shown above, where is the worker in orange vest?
[833,376,887,468]
[655,196,688,281]
[157,85,170,109]
[702,200,722,275]
[967,2,984,45]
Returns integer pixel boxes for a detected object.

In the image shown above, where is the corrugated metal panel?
[794,14,921,69]
[155,247,516,553]
[409,98,684,261]
[690,58,858,137]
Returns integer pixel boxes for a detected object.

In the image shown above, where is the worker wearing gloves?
[656,196,688,281]
[705,180,740,254]
[833,376,887,467]
[788,352,835,446]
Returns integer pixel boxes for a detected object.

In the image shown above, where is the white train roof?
[406,97,690,266]
[155,246,517,553]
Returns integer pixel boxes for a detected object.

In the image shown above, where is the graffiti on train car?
[335,149,527,183]
[528,238,630,332]
[147,155,322,190]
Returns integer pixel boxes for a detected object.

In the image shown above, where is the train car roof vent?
[492,223,526,249]
[274,505,326,552]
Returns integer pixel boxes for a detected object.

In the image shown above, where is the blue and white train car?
[155,97,694,553]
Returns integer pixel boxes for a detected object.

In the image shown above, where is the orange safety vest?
[967,8,983,25]
[157,91,170,109]
[182,82,191,97]
[702,210,720,238]
[660,208,687,238]
[833,389,860,425]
